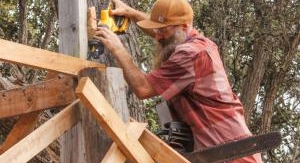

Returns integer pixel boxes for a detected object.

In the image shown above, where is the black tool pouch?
[156,121,194,153]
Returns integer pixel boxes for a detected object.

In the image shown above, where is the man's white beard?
[153,29,187,69]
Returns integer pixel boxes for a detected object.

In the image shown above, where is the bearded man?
[94,0,263,162]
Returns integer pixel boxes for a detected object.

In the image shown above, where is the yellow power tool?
[99,3,129,33]
[88,2,129,59]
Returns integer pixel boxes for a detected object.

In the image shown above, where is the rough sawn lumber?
[0,39,105,76]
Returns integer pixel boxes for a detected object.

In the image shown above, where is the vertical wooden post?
[58,1,87,163]
[58,1,130,163]
[58,0,87,59]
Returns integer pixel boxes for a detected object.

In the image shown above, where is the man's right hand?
[110,0,148,23]
[110,0,134,18]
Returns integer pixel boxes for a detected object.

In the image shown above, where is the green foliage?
[0,0,18,40]
[0,0,58,50]
[137,0,155,12]
[144,97,161,132]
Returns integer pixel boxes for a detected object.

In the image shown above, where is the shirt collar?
[185,29,202,42]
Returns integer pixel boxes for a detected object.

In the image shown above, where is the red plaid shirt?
[146,29,262,162]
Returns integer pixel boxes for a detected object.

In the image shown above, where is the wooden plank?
[102,120,190,163]
[0,75,76,118]
[0,39,105,76]
[140,129,191,163]
[76,77,155,163]
[0,72,67,154]
[101,122,147,163]
[0,112,40,154]
[0,99,81,163]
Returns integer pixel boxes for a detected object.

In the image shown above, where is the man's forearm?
[128,9,148,23]
[128,9,155,37]
[113,48,156,99]
[115,50,147,90]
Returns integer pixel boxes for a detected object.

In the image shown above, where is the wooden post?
[58,1,130,163]
[58,0,87,59]
[58,1,88,162]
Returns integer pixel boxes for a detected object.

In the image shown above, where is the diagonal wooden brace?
[101,123,191,163]
[0,99,81,163]
[76,77,155,163]
[0,39,105,76]
[101,122,148,163]
[0,112,40,154]
[140,129,191,163]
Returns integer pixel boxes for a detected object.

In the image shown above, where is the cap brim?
[137,19,170,29]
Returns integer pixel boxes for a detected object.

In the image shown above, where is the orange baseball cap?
[137,0,193,29]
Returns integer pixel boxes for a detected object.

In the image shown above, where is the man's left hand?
[94,27,126,56]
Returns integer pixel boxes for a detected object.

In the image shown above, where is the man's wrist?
[111,48,131,64]
[111,46,126,57]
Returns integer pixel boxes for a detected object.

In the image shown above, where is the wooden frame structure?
[0,39,190,163]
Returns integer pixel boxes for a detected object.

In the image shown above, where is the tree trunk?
[240,38,269,123]
[260,75,278,133]
[18,0,28,45]
[40,1,57,49]
[261,25,300,133]
[240,0,270,124]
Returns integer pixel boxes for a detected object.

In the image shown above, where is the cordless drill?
[88,2,129,60]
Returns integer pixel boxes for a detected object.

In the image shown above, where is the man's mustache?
[158,35,176,48]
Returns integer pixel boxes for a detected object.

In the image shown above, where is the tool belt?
[156,121,194,153]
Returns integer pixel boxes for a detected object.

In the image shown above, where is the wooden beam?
[76,77,155,163]
[0,99,81,163]
[140,129,191,163]
[0,112,40,154]
[101,121,190,163]
[0,75,76,118]
[0,39,105,76]
[101,122,147,163]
